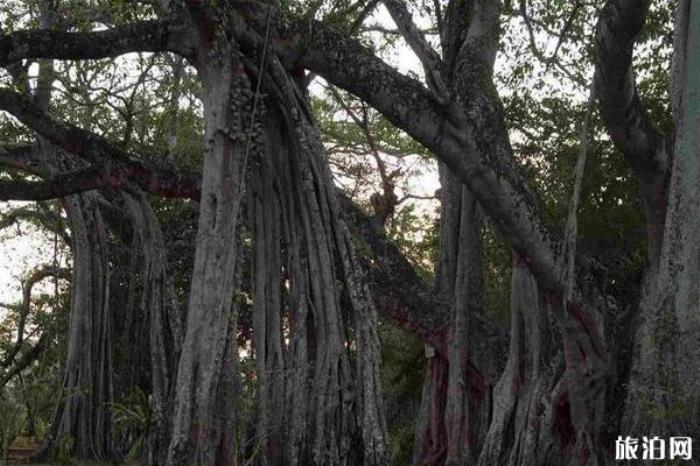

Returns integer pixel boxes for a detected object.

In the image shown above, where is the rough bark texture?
[244,59,388,464]
[166,51,248,465]
[623,0,700,444]
[439,176,492,466]
[28,8,116,456]
[595,0,670,263]
[412,166,496,466]
[118,191,183,465]
[478,258,563,466]
[5,1,700,464]
[409,3,506,464]
[44,192,114,459]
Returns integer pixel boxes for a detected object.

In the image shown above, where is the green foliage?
[482,222,512,328]
[111,386,152,459]
[0,393,22,459]
[379,323,424,465]
[385,204,439,278]
[54,433,76,466]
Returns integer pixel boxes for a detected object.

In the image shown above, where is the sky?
[0,202,68,311]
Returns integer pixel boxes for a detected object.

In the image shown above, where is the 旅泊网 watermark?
[615,436,692,461]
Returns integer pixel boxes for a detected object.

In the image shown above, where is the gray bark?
[242,56,388,464]
[410,3,503,464]
[623,0,700,444]
[478,259,563,466]
[119,191,183,465]
[412,166,495,466]
[166,52,249,465]
[44,192,114,459]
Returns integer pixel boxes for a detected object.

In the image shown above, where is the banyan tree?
[1,0,700,465]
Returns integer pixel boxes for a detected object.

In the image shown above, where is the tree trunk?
[29,3,117,459]
[44,192,114,459]
[413,166,496,466]
[623,0,700,443]
[243,60,388,464]
[166,54,248,465]
[118,191,184,465]
[249,138,286,465]
[478,258,563,466]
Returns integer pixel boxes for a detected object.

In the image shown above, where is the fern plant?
[110,386,152,459]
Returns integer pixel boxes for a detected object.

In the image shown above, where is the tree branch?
[382,0,449,97]
[0,88,201,199]
[1,265,70,369]
[3,140,485,354]
[0,20,191,66]
[0,144,45,177]
[594,0,670,177]
[0,166,120,201]
[0,333,49,389]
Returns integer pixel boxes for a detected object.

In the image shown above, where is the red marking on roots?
[382,297,447,355]
[529,402,543,430]
[569,303,597,338]
[217,432,233,466]
[419,357,449,466]
[464,429,476,447]
[512,350,527,393]
[552,390,575,446]
[465,359,488,403]
[513,254,530,267]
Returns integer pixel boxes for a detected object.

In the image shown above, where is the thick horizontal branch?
[0,167,116,201]
[0,88,201,200]
[0,144,35,168]
[0,163,199,201]
[0,20,191,65]
[594,0,670,177]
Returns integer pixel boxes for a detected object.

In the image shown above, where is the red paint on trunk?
[552,390,575,446]
[512,350,527,393]
[381,295,447,355]
[419,357,449,466]
[184,0,216,50]
[464,358,488,403]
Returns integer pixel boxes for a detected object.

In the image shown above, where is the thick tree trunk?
[244,61,388,464]
[118,191,183,465]
[477,258,563,466]
[477,257,609,466]
[413,166,495,466]
[413,355,449,465]
[166,55,248,465]
[440,172,492,466]
[44,192,114,459]
[30,3,118,458]
[249,142,286,465]
[623,0,700,443]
